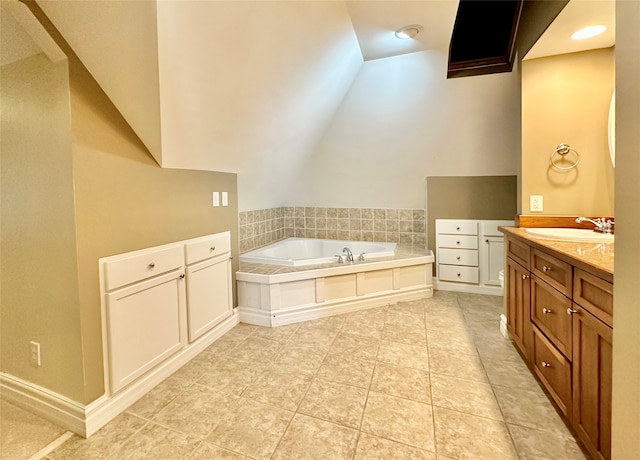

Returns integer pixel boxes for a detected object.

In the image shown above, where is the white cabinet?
[436,219,513,294]
[102,245,187,394]
[185,232,233,342]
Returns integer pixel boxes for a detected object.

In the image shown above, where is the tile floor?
[6,291,588,459]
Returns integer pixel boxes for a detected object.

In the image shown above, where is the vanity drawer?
[436,220,478,235]
[506,236,530,269]
[104,245,184,291]
[185,232,231,265]
[438,248,478,266]
[531,277,573,359]
[573,269,613,327]
[439,264,479,284]
[533,326,572,419]
[438,235,478,250]
[531,248,572,296]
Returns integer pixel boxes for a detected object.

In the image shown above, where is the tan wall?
[521,48,615,216]
[612,0,640,456]
[0,54,86,400]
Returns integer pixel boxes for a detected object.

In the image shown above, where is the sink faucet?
[342,247,354,262]
[576,217,614,234]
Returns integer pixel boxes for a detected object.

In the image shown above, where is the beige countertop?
[500,227,613,282]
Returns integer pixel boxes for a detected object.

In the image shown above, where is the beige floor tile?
[370,362,431,403]
[242,364,315,411]
[271,413,358,460]
[475,338,524,362]
[271,344,328,373]
[288,325,340,351]
[190,441,249,459]
[340,317,384,339]
[381,322,427,346]
[483,356,541,390]
[170,354,217,382]
[354,432,436,460]
[207,398,294,459]
[433,406,518,459]
[342,306,387,324]
[456,292,503,309]
[230,322,260,335]
[430,373,503,420]
[493,385,573,435]
[317,353,376,388]
[251,322,300,341]
[298,314,347,331]
[426,328,478,357]
[361,391,435,452]
[0,400,67,460]
[298,379,368,428]
[49,412,146,459]
[377,340,429,371]
[328,332,380,360]
[467,319,504,341]
[508,424,588,460]
[462,304,503,323]
[428,347,488,383]
[127,375,192,419]
[424,310,468,331]
[114,422,200,459]
[152,384,239,437]
[226,336,283,364]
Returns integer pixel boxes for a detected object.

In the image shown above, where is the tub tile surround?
[239,206,427,253]
[44,291,588,459]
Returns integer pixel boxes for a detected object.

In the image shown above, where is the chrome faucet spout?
[342,247,354,262]
[576,217,614,234]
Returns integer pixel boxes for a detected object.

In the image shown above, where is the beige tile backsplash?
[239,207,426,253]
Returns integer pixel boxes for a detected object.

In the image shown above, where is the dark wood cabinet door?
[572,304,613,460]
[506,257,531,360]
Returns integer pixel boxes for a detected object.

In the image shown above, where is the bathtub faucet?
[342,247,354,262]
[576,217,614,234]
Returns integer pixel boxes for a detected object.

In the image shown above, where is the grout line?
[27,431,74,460]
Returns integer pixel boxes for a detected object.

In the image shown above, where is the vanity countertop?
[500,226,613,283]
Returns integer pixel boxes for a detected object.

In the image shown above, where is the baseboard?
[434,280,504,296]
[239,286,433,328]
[500,313,508,338]
[1,312,239,438]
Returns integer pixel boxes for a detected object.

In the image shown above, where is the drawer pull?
[456,241,461,245]
[210,246,216,252]
[567,308,578,315]
[542,361,551,368]
[457,273,461,277]
[179,273,185,279]
[148,262,155,269]
[456,226,460,231]
[456,256,461,261]
[542,308,553,315]
[543,265,552,272]
[521,274,530,280]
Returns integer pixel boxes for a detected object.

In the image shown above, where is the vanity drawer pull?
[542,361,551,368]
[522,274,530,280]
[543,308,553,315]
[543,265,552,272]
[567,308,577,315]
[148,262,155,269]
[210,246,216,252]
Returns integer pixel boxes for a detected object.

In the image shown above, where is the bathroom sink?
[525,228,614,243]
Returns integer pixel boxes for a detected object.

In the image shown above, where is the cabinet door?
[106,269,187,393]
[506,257,531,359]
[186,255,232,342]
[481,236,504,286]
[572,304,612,460]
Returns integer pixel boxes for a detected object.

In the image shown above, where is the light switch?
[222,192,228,207]
[212,192,220,207]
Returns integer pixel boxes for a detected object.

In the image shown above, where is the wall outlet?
[30,341,41,366]
[222,191,228,207]
[530,195,543,212]
[212,192,220,207]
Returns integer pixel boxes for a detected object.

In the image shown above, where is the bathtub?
[240,238,396,266]
[237,239,434,327]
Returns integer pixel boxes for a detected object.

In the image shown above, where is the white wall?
[289,50,521,208]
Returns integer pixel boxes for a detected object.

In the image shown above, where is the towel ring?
[550,143,580,170]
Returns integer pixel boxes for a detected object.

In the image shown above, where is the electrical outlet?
[222,192,228,207]
[530,195,543,212]
[30,341,41,367]
[212,192,220,207]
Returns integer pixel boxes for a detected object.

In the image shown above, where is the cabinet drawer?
[481,220,513,237]
[531,248,572,296]
[573,269,613,327]
[185,232,231,265]
[533,326,572,419]
[439,264,479,284]
[531,277,573,359]
[104,245,184,291]
[438,234,478,250]
[436,220,478,235]
[506,236,530,268]
[438,248,478,266]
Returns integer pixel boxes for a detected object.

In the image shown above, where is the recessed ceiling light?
[394,24,423,40]
[571,25,607,40]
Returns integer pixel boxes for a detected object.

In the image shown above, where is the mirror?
[608,90,615,167]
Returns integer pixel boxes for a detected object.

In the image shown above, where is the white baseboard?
[239,287,433,328]
[435,280,504,296]
[500,313,508,338]
[1,313,239,438]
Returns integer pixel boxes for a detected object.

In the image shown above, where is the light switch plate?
[212,192,220,207]
[222,192,228,207]
[530,195,543,212]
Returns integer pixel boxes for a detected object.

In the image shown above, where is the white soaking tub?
[240,238,397,266]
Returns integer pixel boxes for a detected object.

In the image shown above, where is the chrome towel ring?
[550,143,580,170]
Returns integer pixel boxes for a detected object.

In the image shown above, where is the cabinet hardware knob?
[456,241,460,245]
[148,262,155,268]
[543,265,552,272]
[542,308,552,314]
[456,256,461,260]
[179,273,185,279]
[521,274,529,280]
[456,227,460,231]
[210,246,216,252]
[485,239,489,243]
[567,308,578,315]
[457,273,461,277]
[542,361,551,368]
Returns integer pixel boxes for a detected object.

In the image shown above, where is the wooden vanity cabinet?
[504,233,613,460]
